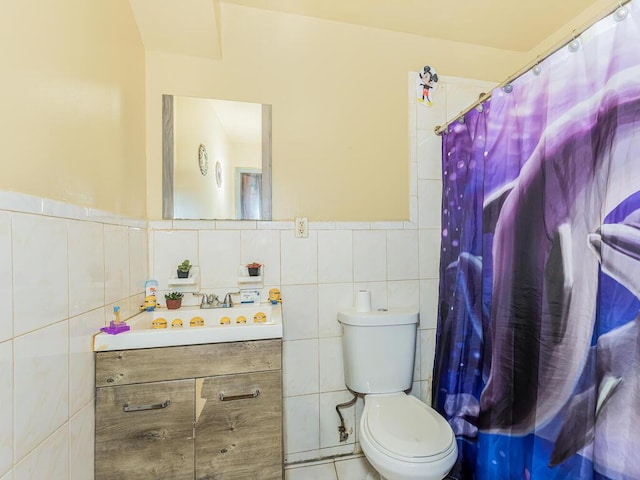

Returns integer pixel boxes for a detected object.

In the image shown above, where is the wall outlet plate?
[294,217,308,238]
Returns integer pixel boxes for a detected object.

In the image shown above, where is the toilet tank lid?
[337,308,418,326]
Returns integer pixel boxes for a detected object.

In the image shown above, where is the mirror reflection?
[162,95,272,220]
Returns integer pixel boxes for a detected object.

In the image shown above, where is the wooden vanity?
[95,339,283,480]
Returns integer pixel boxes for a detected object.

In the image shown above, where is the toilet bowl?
[359,393,457,480]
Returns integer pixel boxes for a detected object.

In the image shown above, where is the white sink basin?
[93,303,282,351]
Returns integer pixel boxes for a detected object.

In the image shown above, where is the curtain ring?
[568,37,580,52]
[614,2,629,21]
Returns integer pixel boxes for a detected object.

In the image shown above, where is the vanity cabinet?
[95,339,282,480]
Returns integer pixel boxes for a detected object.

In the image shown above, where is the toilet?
[338,308,458,480]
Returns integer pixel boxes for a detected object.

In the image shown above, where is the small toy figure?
[190,317,204,327]
[100,306,130,335]
[151,318,167,329]
[269,288,282,304]
[142,280,158,311]
[417,65,439,106]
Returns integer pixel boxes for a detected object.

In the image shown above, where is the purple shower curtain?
[434,3,640,479]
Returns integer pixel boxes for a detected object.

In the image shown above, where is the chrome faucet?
[222,291,240,307]
[192,292,221,309]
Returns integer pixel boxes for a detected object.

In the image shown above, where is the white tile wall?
[418,179,443,229]
[69,403,94,480]
[319,391,355,449]
[318,284,353,338]
[386,230,419,281]
[0,191,147,479]
[284,394,321,458]
[68,220,105,317]
[240,229,281,285]
[69,309,103,415]
[419,278,440,330]
[318,337,346,392]
[317,230,353,284]
[104,225,130,304]
[14,322,69,461]
[0,213,12,343]
[281,284,319,341]
[281,231,319,285]
[283,339,319,397]
[0,341,12,476]
[389,279,420,308]
[199,230,241,288]
[152,229,198,290]
[12,214,69,336]
[352,230,387,282]
[14,425,69,480]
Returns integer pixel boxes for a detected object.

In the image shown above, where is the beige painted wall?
[174,96,234,218]
[1,0,146,218]
[0,1,620,222]
[145,3,526,221]
[527,0,618,60]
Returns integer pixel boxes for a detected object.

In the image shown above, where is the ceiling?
[128,0,610,59]
[222,0,607,52]
[210,99,261,144]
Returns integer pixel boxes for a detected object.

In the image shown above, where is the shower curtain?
[433,3,640,479]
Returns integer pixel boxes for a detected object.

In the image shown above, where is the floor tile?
[335,456,379,480]
[286,461,337,480]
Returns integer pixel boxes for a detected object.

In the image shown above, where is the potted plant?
[246,262,262,277]
[177,259,192,278]
[165,292,184,310]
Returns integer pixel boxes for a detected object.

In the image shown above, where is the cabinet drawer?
[95,379,195,480]
[196,370,283,479]
[96,339,282,387]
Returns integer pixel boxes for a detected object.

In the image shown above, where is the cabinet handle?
[219,389,260,402]
[123,399,171,412]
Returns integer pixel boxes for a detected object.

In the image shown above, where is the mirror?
[162,95,272,220]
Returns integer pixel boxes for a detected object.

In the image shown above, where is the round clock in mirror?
[198,144,208,176]
[215,161,222,188]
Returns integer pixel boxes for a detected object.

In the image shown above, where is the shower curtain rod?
[434,0,632,136]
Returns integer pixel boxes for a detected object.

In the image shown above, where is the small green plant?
[177,260,192,273]
[165,291,184,300]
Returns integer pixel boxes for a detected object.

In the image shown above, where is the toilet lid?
[364,394,455,459]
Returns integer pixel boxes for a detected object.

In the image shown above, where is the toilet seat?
[362,393,456,463]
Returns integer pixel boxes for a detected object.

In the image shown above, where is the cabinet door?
[195,370,283,480]
[96,379,195,480]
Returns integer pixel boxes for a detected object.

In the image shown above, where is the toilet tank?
[338,308,419,394]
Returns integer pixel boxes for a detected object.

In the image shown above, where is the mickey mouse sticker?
[417,65,438,106]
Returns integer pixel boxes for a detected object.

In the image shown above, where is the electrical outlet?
[294,217,308,238]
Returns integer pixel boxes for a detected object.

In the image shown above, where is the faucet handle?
[223,291,240,307]
[192,292,207,308]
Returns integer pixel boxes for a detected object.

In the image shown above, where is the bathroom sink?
[93,303,282,351]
